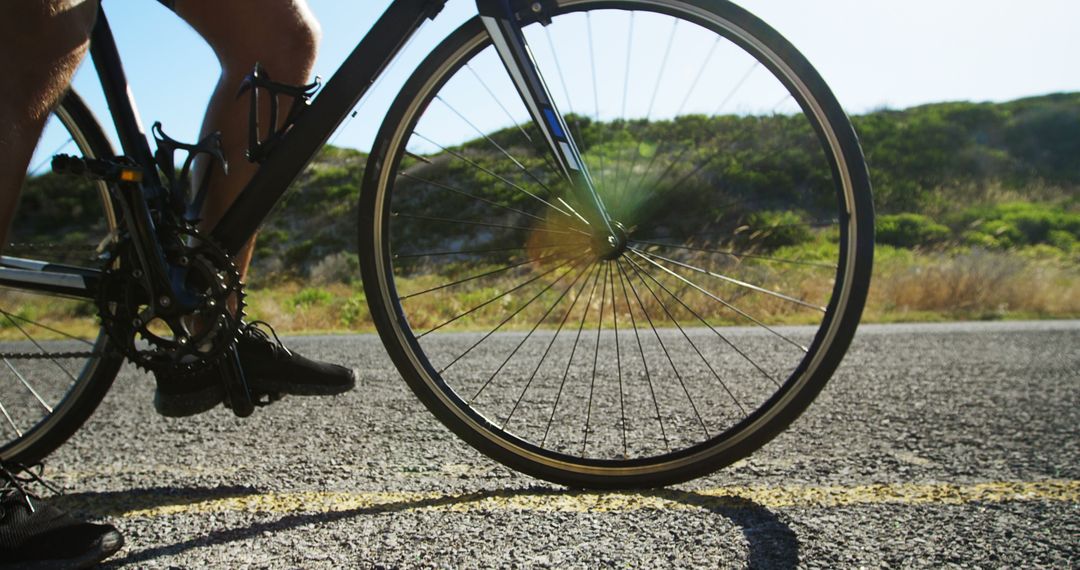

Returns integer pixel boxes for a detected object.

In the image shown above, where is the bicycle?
[0,0,873,488]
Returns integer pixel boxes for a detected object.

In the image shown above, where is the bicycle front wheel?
[360,0,873,488]
[0,90,124,466]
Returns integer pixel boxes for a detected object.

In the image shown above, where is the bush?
[310,252,360,284]
[289,287,333,310]
[954,202,1080,250]
[339,293,369,328]
[876,213,951,248]
[744,210,812,248]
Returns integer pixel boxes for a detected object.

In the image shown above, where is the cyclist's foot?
[0,465,124,569]
[234,321,357,396]
[153,321,356,417]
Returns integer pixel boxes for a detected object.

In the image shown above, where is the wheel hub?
[592,221,628,260]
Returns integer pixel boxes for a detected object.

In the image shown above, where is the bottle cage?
[238,63,321,164]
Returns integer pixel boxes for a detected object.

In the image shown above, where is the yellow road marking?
[59,480,1079,519]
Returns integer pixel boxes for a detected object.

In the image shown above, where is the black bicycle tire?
[359,0,874,488]
[0,90,125,467]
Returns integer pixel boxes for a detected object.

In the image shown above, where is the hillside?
[241,92,1078,282]
[13,93,1079,329]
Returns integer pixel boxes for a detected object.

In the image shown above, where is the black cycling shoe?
[235,321,357,396]
[0,464,123,569]
[153,321,356,417]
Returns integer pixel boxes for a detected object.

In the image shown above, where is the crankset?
[97,223,245,377]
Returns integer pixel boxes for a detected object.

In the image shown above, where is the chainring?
[98,224,245,376]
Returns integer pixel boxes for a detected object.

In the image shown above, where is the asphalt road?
[44,320,1080,568]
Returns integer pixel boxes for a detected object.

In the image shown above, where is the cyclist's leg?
[154,1,352,416]
[173,0,320,281]
[0,0,98,245]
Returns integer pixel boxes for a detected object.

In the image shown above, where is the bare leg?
[0,0,99,246]
[174,0,320,282]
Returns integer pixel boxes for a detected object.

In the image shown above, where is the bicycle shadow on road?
[56,485,798,568]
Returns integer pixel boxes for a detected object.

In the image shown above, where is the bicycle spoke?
[614,18,677,202]
[410,132,577,220]
[618,259,710,441]
[614,259,668,451]
[612,12,635,196]
[539,259,604,446]
[434,95,566,201]
[398,171,585,234]
[506,262,602,431]
[3,360,53,413]
[28,137,75,177]
[398,245,577,300]
[624,254,780,388]
[633,248,826,312]
[437,255,589,374]
[713,61,760,116]
[416,253,586,340]
[0,400,22,438]
[624,255,748,414]
[465,62,535,145]
[631,239,837,269]
[635,61,759,192]
[674,36,721,117]
[396,244,535,259]
[628,249,808,352]
[585,12,607,191]
[541,26,590,182]
[608,261,627,457]
[580,260,609,454]
[0,311,95,346]
[0,310,79,383]
[392,212,580,236]
[472,260,596,404]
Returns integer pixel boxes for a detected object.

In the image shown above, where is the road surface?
[44,320,1079,568]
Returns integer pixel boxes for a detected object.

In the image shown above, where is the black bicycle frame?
[1,0,597,299]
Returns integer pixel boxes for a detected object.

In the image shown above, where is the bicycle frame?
[0,0,608,301]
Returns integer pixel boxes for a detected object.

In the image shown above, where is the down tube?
[211,0,448,255]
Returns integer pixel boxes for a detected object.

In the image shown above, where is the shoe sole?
[250,368,358,396]
[0,528,124,570]
[154,383,224,417]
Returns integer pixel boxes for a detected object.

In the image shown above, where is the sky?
[57,0,1080,156]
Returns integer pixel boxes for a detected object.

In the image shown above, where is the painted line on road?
[60,479,1079,519]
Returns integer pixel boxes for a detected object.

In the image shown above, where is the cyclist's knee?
[178,1,320,83]
[0,0,98,122]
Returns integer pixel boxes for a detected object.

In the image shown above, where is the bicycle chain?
[4,243,100,254]
[1,242,105,361]
[0,350,101,360]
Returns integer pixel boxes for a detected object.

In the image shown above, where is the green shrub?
[340,293,369,328]
[876,213,951,248]
[744,210,812,248]
[290,287,333,309]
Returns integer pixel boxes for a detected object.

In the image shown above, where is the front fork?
[476,0,622,247]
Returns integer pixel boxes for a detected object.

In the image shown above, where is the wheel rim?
[0,98,118,462]
[371,0,869,477]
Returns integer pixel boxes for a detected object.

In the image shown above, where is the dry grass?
[866,248,1080,321]
[1,248,1076,341]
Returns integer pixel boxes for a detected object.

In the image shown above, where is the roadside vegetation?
[9,93,1078,336]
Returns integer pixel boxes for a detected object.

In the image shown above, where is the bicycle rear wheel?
[360,0,873,488]
[0,90,124,466]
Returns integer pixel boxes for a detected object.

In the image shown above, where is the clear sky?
[64,0,1079,154]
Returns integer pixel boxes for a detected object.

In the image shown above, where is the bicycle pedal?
[51,154,143,183]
